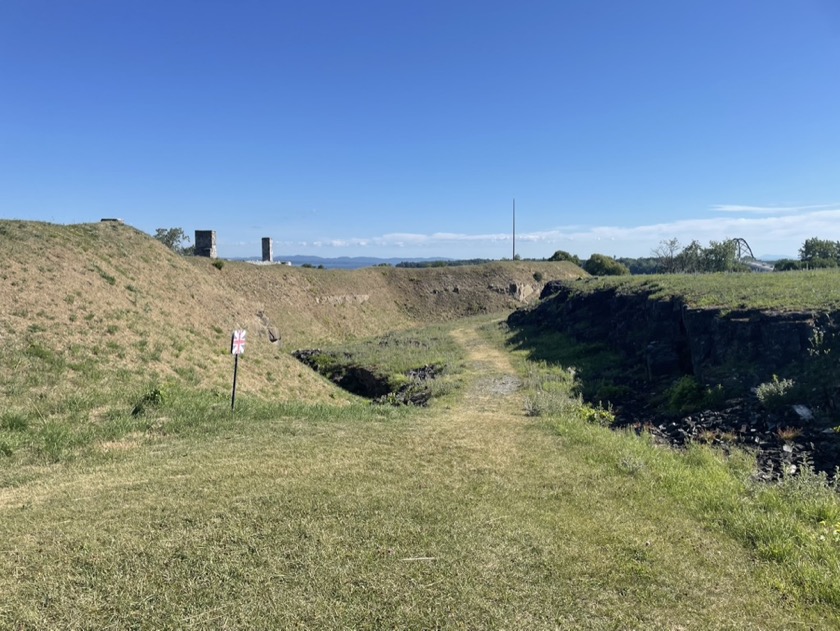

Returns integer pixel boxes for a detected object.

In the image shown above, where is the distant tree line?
[774,238,840,271]
[590,238,752,275]
[548,250,630,276]
[546,238,755,276]
[648,238,750,274]
[617,236,840,274]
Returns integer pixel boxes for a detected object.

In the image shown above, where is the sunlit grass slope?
[558,269,840,311]
[0,219,581,463]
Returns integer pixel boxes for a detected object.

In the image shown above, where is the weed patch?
[132,386,165,416]
[0,413,29,432]
[665,376,726,415]
[755,375,797,411]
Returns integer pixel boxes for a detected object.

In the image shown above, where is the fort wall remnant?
[195,230,217,258]
[262,237,273,263]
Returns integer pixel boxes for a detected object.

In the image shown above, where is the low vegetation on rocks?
[292,325,463,405]
[508,273,840,478]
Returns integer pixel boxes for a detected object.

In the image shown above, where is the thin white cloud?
[307,206,840,257]
[711,203,840,214]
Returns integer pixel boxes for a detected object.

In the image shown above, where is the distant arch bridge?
[729,237,774,272]
[729,237,755,261]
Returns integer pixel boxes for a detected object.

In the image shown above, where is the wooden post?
[231,354,239,412]
[230,329,246,412]
[512,198,516,260]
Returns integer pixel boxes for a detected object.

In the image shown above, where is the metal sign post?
[230,329,246,412]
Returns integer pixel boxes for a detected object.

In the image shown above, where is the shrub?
[524,396,543,417]
[583,254,630,276]
[533,271,544,282]
[212,260,225,270]
[132,387,165,416]
[548,250,582,265]
[774,259,802,271]
[755,375,796,411]
[580,404,615,426]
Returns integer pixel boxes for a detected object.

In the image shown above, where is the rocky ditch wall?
[516,280,840,387]
[292,349,442,405]
[508,280,840,476]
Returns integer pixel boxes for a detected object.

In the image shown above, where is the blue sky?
[3,1,840,260]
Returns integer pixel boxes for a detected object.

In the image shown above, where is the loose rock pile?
[617,398,839,481]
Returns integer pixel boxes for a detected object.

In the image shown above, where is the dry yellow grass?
[0,219,582,414]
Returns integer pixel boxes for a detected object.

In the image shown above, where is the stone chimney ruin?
[194,230,217,258]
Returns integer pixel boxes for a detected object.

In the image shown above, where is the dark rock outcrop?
[517,281,837,387]
[510,280,840,476]
[292,350,441,406]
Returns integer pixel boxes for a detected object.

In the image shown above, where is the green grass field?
[558,268,840,311]
[3,316,840,629]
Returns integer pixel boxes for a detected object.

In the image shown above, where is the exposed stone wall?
[509,280,840,386]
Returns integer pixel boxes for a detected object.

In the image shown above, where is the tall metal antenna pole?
[512,198,516,260]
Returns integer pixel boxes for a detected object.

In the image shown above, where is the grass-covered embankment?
[0,219,582,459]
[556,268,840,311]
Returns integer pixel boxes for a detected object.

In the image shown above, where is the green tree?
[548,250,582,266]
[674,240,704,273]
[583,254,630,276]
[617,257,660,274]
[799,237,840,263]
[701,239,739,272]
[153,227,190,254]
[774,259,802,271]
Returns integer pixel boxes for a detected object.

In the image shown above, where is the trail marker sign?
[231,330,246,355]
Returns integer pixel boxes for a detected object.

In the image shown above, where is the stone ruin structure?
[194,230,217,258]
[262,237,273,263]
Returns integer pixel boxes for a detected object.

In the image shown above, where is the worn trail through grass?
[0,319,835,629]
[433,325,527,468]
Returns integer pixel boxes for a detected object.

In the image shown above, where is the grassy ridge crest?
[550,270,840,311]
